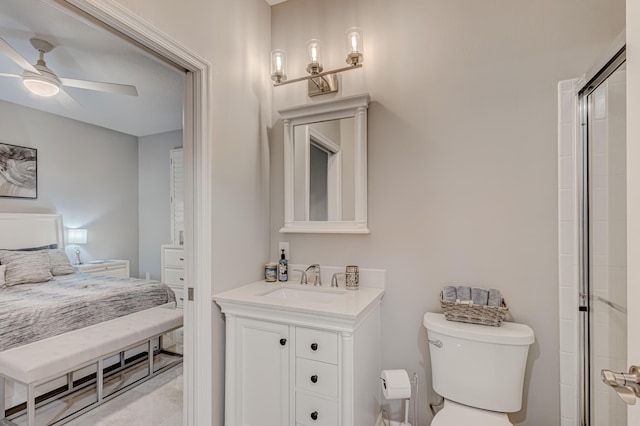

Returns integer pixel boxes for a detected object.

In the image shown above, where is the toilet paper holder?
[380,369,416,426]
[380,369,412,400]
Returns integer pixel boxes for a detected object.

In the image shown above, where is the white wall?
[110,0,272,424]
[0,100,139,272]
[270,0,624,425]
[138,130,182,279]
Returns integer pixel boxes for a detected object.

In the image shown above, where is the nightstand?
[74,260,130,278]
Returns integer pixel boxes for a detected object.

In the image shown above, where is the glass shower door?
[584,60,627,426]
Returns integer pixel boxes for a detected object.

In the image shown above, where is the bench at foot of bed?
[0,306,183,426]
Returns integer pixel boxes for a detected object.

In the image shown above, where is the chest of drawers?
[161,245,185,308]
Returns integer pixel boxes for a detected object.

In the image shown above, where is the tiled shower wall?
[558,78,580,426]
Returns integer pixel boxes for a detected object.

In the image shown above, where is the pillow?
[47,249,75,276]
[0,250,53,287]
[0,265,5,287]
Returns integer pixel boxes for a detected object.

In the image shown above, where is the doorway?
[577,47,627,426]
[49,1,215,425]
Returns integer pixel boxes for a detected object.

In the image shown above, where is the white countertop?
[213,280,385,323]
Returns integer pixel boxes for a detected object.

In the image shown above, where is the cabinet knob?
[310,343,318,351]
[310,411,318,421]
[179,258,184,261]
[310,375,318,383]
[179,278,184,281]
[279,338,287,346]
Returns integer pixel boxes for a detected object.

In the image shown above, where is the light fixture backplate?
[308,73,338,97]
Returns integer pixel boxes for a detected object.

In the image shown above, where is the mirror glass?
[293,118,355,222]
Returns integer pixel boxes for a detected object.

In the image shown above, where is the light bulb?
[345,27,364,66]
[306,39,323,74]
[270,49,287,83]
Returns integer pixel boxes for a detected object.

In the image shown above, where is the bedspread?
[0,273,176,352]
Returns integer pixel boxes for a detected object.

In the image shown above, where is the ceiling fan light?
[22,65,61,97]
[23,76,60,97]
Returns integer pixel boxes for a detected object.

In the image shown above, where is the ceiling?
[0,0,184,137]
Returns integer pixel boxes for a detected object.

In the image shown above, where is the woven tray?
[440,291,509,327]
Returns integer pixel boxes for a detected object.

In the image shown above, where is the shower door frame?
[576,46,626,426]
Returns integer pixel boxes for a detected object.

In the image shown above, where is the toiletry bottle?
[278,249,288,282]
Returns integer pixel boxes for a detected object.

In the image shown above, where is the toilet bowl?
[431,400,512,426]
[423,312,534,426]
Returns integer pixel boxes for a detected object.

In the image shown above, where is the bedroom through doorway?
[1,0,213,423]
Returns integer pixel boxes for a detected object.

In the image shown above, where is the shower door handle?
[601,365,640,405]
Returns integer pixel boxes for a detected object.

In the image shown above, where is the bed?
[0,213,176,352]
[0,272,175,352]
[0,213,180,424]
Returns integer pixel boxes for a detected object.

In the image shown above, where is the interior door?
[600,12,640,421]
[627,3,640,423]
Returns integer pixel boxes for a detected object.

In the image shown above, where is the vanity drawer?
[295,358,338,397]
[164,248,185,268]
[295,392,338,426]
[163,268,185,286]
[296,328,338,364]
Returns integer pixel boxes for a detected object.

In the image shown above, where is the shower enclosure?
[576,48,627,426]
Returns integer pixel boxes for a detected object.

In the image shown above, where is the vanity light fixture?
[271,27,364,97]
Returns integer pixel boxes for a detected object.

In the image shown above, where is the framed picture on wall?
[0,142,37,199]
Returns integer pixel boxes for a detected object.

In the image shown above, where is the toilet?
[423,312,534,426]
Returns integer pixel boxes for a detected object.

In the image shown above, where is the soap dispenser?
[278,249,288,282]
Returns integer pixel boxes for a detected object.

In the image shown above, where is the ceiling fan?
[0,37,138,98]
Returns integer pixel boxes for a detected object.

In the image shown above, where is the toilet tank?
[423,312,534,413]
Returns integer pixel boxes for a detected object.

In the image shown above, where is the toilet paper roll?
[380,369,411,400]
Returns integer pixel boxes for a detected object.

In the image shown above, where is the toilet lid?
[431,400,513,426]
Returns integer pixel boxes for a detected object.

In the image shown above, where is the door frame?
[627,0,640,423]
[49,0,214,424]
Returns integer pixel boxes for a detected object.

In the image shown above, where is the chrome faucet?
[331,272,345,288]
[294,269,308,285]
[304,264,322,286]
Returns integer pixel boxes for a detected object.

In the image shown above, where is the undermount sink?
[259,286,345,304]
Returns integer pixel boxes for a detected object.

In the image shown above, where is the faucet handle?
[294,269,308,285]
[331,272,345,288]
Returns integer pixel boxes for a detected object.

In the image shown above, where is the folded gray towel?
[488,288,502,307]
[443,286,457,302]
[456,285,471,301]
[471,288,489,305]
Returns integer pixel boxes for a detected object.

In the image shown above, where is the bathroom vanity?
[213,280,384,426]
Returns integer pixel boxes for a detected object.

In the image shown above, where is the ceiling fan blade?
[0,37,39,74]
[56,89,81,108]
[59,77,138,97]
[0,72,21,79]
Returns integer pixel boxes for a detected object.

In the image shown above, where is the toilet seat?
[431,400,513,426]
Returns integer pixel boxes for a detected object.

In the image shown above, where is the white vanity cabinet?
[233,318,290,426]
[216,282,383,426]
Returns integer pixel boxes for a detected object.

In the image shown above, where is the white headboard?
[0,213,65,250]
